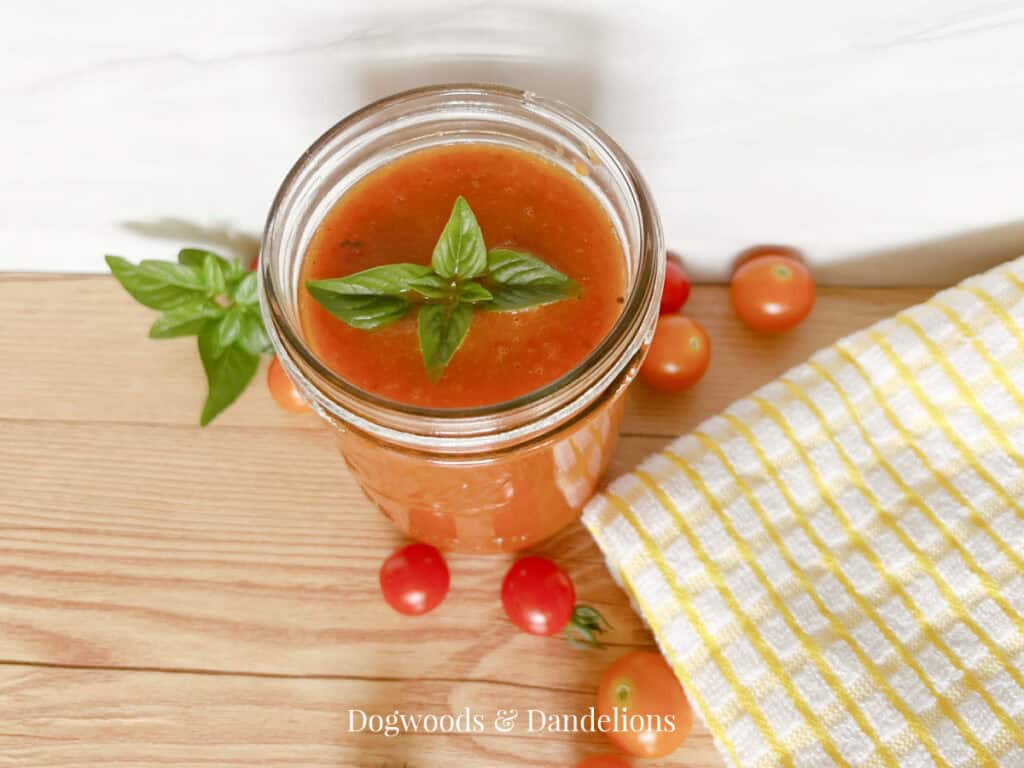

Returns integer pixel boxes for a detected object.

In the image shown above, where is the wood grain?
[0,275,933,767]
[0,664,726,767]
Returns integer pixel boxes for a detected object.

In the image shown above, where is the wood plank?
[622,284,933,437]
[0,276,932,437]
[0,664,722,767]
[0,274,939,767]
[0,420,664,683]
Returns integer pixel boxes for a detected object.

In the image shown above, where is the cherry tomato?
[597,651,693,758]
[639,315,710,391]
[730,246,815,333]
[576,755,631,768]
[267,357,310,414]
[379,542,450,616]
[501,556,575,636]
[660,253,691,314]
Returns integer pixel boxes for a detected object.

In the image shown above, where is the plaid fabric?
[584,258,1024,767]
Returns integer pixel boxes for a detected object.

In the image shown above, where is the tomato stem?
[565,604,612,650]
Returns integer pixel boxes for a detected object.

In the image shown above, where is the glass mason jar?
[260,85,664,553]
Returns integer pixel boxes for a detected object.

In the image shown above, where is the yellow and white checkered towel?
[584,258,1024,767]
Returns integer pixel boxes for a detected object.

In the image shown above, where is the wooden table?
[0,275,932,767]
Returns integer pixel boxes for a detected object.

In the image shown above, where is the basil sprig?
[106,249,271,425]
[306,196,580,379]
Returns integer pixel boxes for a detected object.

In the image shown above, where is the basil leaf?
[178,248,229,271]
[409,275,491,303]
[197,324,260,426]
[109,247,269,427]
[482,283,580,312]
[225,258,249,286]
[211,305,244,355]
[408,273,451,300]
[180,248,249,289]
[231,271,259,306]
[237,308,272,356]
[149,300,224,339]
[480,249,578,311]
[202,252,226,297]
[418,302,473,380]
[306,284,408,330]
[458,281,493,303]
[138,260,206,290]
[106,255,206,309]
[487,248,573,287]
[431,196,487,279]
[308,264,431,297]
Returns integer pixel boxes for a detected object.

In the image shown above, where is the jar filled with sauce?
[260,85,663,553]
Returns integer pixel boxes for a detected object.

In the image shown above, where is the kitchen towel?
[584,257,1024,767]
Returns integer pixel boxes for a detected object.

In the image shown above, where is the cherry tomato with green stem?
[576,755,632,768]
[596,651,693,758]
[730,246,815,333]
[639,315,711,392]
[501,556,611,648]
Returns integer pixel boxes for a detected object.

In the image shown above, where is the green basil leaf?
[211,305,244,355]
[408,273,452,300]
[180,248,249,289]
[225,258,249,286]
[237,308,272,356]
[487,248,573,286]
[178,248,229,271]
[458,281,493,303]
[418,302,473,380]
[308,264,431,297]
[481,283,581,312]
[231,271,259,305]
[197,323,260,426]
[479,249,578,312]
[431,196,487,279]
[138,259,206,290]
[202,252,226,296]
[148,300,224,339]
[106,255,206,309]
[307,284,408,330]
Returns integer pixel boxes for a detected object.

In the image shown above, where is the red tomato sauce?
[299,143,626,408]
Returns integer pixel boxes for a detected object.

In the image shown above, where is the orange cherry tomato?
[576,755,631,768]
[596,651,693,758]
[639,315,710,391]
[730,246,815,333]
[267,357,310,413]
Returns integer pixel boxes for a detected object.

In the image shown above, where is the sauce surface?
[299,143,626,408]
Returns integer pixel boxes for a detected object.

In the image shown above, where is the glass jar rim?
[259,84,663,452]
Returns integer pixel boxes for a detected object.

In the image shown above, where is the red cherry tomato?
[730,246,815,333]
[660,254,691,314]
[267,357,310,414]
[596,651,693,758]
[639,315,710,391]
[501,556,575,636]
[576,755,631,768]
[379,542,450,616]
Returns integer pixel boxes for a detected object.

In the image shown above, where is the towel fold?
[584,257,1024,767]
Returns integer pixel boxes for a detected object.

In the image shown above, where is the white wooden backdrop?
[3,0,1023,283]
